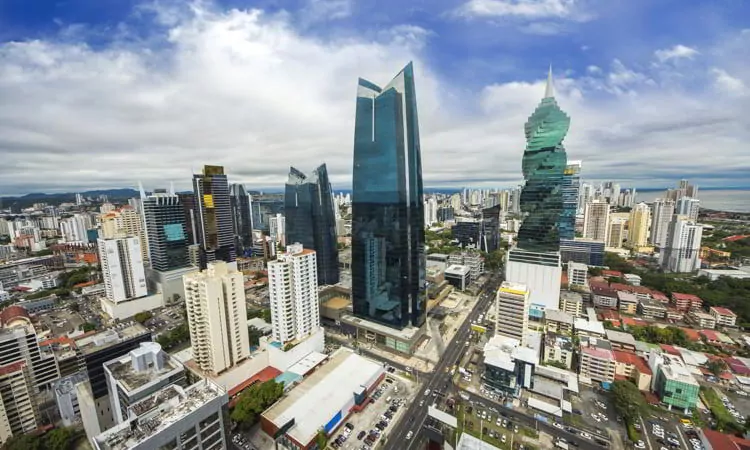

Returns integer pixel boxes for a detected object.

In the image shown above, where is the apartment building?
[567,262,588,288]
[591,285,618,309]
[671,292,703,311]
[617,291,638,315]
[579,337,616,384]
[183,262,249,375]
[688,311,716,329]
[709,307,737,327]
[559,291,584,318]
[495,282,530,345]
[544,309,573,336]
[638,299,667,320]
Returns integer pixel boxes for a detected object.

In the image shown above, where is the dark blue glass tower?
[285,164,340,286]
[351,62,426,329]
[559,161,580,240]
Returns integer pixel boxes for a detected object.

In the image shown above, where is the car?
[553,422,564,429]
[580,432,592,439]
[419,400,424,407]
[501,434,507,443]
[357,431,366,440]
[635,441,646,449]
[424,389,430,396]
[406,431,413,440]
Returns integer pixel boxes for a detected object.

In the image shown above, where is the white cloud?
[711,68,747,95]
[300,0,353,24]
[0,2,748,195]
[654,44,699,62]
[456,0,580,19]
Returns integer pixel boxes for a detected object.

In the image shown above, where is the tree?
[315,430,328,449]
[2,434,42,450]
[69,303,80,312]
[231,380,285,429]
[80,322,96,332]
[248,326,262,346]
[134,311,153,324]
[44,427,76,450]
[262,308,272,323]
[707,359,727,376]
[611,380,648,423]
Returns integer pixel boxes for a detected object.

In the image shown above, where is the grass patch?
[626,421,641,442]
[701,387,743,433]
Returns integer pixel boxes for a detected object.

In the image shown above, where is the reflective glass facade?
[285,164,340,286]
[517,78,569,253]
[192,165,235,268]
[559,161,580,240]
[143,192,190,271]
[230,184,253,257]
[351,62,426,329]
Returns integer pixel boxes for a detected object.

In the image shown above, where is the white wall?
[100,293,163,321]
[265,327,325,372]
[505,259,562,311]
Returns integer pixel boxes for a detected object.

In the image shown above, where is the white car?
[406,431,413,440]
[424,389,430,396]
[501,434,507,443]
[634,441,646,449]
[580,432,592,439]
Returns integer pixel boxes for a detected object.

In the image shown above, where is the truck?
[555,440,569,449]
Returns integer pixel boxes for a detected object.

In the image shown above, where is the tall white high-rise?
[100,206,149,261]
[60,214,92,243]
[183,261,249,375]
[268,243,320,344]
[577,183,593,214]
[98,237,147,303]
[495,282,530,345]
[582,200,610,242]
[269,213,286,247]
[650,198,675,248]
[660,216,702,273]
[675,197,700,222]
[424,197,438,227]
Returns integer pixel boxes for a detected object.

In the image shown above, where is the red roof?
[701,330,720,341]
[679,327,701,342]
[672,292,702,302]
[609,282,633,293]
[0,306,29,326]
[591,285,617,297]
[0,361,25,376]
[722,235,750,242]
[599,310,621,321]
[561,273,569,286]
[660,344,680,356]
[613,350,653,375]
[623,317,648,328]
[631,285,653,295]
[589,280,609,290]
[701,428,750,449]
[725,357,750,376]
[711,307,736,317]
[228,366,282,398]
[602,270,624,278]
[651,291,669,302]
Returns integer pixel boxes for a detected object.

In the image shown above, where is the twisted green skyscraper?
[517,68,570,253]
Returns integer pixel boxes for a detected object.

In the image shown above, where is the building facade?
[183,262,249,374]
[229,184,253,257]
[98,237,148,303]
[660,216,702,273]
[628,203,651,249]
[192,165,235,268]
[650,198,675,248]
[142,190,189,272]
[285,164,340,286]
[495,282,530,345]
[582,200,610,242]
[559,161,581,240]
[268,244,320,344]
[351,62,426,329]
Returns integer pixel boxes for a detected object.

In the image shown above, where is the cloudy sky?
[0,0,748,195]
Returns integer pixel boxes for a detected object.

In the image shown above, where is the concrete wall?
[265,327,325,372]
[100,293,163,321]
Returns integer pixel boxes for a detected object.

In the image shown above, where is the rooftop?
[94,380,227,450]
[262,348,384,446]
[617,291,638,303]
[672,292,702,302]
[581,345,614,360]
[545,309,573,325]
[76,322,150,356]
[341,314,420,341]
[660,359,698,386]
[445,264,471,276]
[710,306,736,316]
[104,342,183,394]
[605,329,637,346]
[456,432,501,450]
[613,350,652,375]
[574,318,605,335]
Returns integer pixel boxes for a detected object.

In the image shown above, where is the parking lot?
[145,305,185,337]
[39,307,85,335]
[459,398,541,449]
[331,371,417,449]
[572,387,618,439]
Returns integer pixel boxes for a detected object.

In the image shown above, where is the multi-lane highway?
[382,274,502,450]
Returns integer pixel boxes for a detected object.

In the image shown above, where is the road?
[382,274,503,450]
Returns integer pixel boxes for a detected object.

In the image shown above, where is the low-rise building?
[709,307,737,327]
[623,274,642,286]
[544,309,573,336]
[617,291,638,315]
[574,318,606,339]
[650,353,700,413]
[688,311,716,329]
[665,307,684,322]
[559,291,583,318]
[638,299,667,320]
[579,337,616,384]
[542,333,574,370]
[591,285,617,309]
[567,262,588,288]
[605,329,637,352]
[613,350,652,391]
[671,292,703,311]
[444,265,471,291]
[482,335,537,395]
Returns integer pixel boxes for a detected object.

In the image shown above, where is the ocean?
[637,189,750,213]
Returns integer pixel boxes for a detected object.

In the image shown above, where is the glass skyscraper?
[142,189,189,271]
[285,163,340,286]
[192,165,235,268]
[229,184,253,257]
[559,161,581,240]
[351,62,426,329]
[517,69,569,253]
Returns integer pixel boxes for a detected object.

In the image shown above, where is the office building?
[660,216,702,273]
[98,237,148,303]
[103,342,186,424]
[183,261,249,375]
[192,165,235,268]
[448,251,484,281]
[607,216,627,249]
[268,244,320,344]
[650,198,674,248]
[650,353,699,412]
[676,197,700,222]
[559,238,604,266]
[92,380,228,450]
[445,265,471,291]
[176,193,198,246]
[482,335,537,395]
[495,282,530,345]
[269,213,286,247]
[480,205,502,252]
[506,70,567,312]
[142,189,189,272]
[249,193,285,233]
[351,62,426,329]
[559,161,581,240]
[452,219,481,249]
[229,184,253,257]
[582,200,609,242]
[285,164,340,286]
[628,202,651,249]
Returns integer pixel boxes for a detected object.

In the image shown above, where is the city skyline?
[0,1,748,195]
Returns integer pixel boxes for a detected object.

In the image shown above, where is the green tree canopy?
[611,380,648,423]
[230,380,285,429]
[134,311,153,324]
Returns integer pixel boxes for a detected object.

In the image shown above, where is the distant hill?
[1,188,141,210]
